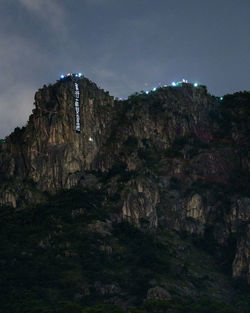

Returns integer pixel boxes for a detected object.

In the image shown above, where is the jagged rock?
[94,281,121,296]
[186,194,205,223]
[147,286,171,301]
[0,189,17,208]
[184,193,206,235]
[232,225,250,282]
[0,77,115,192]
[122,176,158,228]
[230,198,250,232]
[88,220,112,236]
[230,198,250,282]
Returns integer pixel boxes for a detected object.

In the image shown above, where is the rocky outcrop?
[147,286,171,301]
[232,226,250,282]
[186,194,204,221]
[0,77,115,191]
[230,198,250,283]
[121,176,159,228]
[0,189,17,208]
[185,193,206,234]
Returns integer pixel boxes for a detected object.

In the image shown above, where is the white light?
[60,75,65,79]
[220,97,223,101]
[172,82,176,86]
[194,83,198,87]
[88,137,94,142]
[152,87,157,91]
[146,91,149,94]
[79,73,82,77]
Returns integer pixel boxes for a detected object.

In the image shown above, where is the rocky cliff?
[0,75,249,298]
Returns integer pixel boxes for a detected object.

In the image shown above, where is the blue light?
[75,73,79,77]
[172,82,176,86]
[60,75,65,79]
[194,83,198,87]
[220,97,223,101]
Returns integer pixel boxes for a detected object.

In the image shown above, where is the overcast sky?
[0,0,249,137]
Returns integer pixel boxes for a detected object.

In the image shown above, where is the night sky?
[0,0,249,137]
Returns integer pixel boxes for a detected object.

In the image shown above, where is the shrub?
[83,304,125,313]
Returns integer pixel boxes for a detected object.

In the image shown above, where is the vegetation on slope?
[0,187,249,313]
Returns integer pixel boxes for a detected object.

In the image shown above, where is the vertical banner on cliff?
[74,82,81,133]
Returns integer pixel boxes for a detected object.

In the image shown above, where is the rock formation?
[0,75,249,286]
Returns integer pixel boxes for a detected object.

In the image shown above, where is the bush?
[83,304,125,313]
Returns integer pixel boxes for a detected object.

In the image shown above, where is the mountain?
[0,75,249,313]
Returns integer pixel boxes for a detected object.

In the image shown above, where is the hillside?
[0,75,249,312]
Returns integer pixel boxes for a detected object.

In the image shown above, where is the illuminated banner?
[74,82,81,133]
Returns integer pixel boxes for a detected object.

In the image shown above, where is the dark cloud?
[0,0,249,137]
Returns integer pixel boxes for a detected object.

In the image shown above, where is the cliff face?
[0,76,249,286]
[0,77,115,191]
